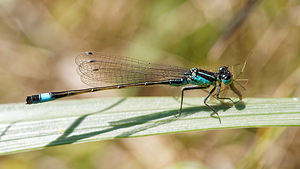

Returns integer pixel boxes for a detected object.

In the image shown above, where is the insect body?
[26,52,243,123]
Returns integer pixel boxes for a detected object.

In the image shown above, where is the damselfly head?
[217,66,232,85]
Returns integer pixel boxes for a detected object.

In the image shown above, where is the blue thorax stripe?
[197,70,216,81]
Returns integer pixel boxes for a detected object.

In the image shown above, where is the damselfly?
[26,51,245,123]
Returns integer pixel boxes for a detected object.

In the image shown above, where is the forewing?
[76,52,188,86]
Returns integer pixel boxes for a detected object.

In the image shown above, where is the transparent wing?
[76,52,189,86]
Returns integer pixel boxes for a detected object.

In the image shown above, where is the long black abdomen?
[26,79,187,104]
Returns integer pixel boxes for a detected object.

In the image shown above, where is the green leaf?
[0,97,299,155]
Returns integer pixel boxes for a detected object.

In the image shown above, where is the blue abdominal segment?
[39,93,53,102]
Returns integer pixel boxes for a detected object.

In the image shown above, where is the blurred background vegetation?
[0,0,299,168]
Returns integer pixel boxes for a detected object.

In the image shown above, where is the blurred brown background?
[0,0,299,169]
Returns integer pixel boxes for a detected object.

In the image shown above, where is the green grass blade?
[0,97,299,155]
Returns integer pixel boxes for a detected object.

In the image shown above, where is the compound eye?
[225,75,231,80]
[222,75,232,85]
